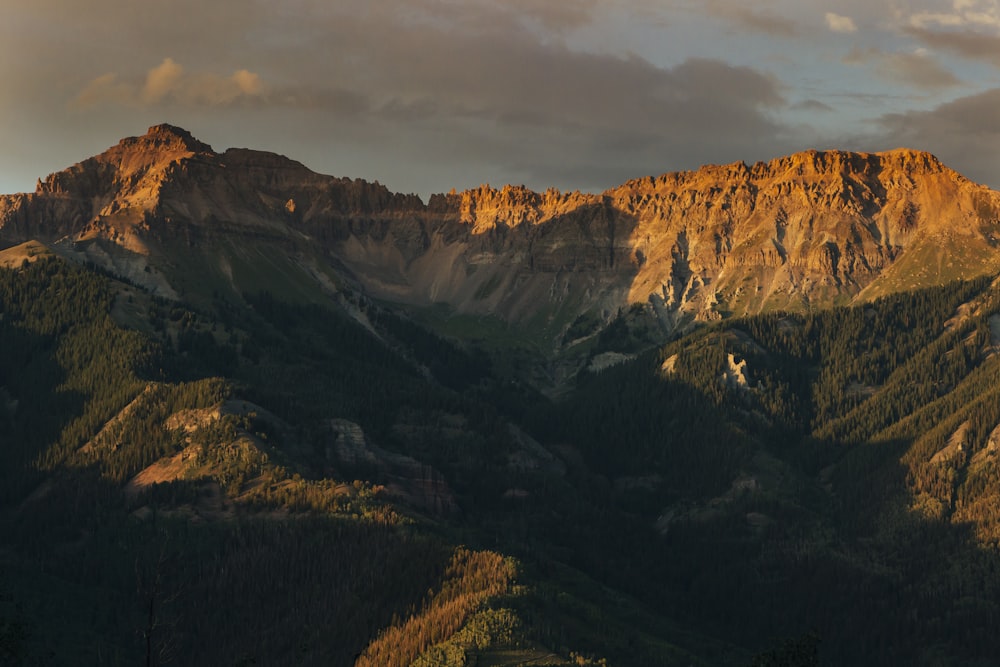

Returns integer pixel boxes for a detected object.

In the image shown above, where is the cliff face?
[0,125,212,252]
[3,125,1000,335]
[293,142,1000,329]
[609,149,1000,319]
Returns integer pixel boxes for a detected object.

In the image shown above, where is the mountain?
[3,125,1000,340]
[4,126,1000,666]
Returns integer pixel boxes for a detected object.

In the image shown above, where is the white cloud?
[141,58,184,105]
[910,0,1000,30]
[72,58,267,110]
[825,11,858,33]
[232,70,263,96]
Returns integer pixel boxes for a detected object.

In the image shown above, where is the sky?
[2,0,1000,199]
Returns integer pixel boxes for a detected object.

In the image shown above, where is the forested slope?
[4,253,1000,666]
[0,259,556,665]
[537,273,1000,665]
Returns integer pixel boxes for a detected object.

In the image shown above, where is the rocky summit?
[2,124,1000,336]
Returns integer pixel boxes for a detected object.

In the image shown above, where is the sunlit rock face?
[609,148,1000,321]
[3,125,1000,335]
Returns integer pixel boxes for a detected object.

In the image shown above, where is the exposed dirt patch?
[660,353,679,375]
[932,421,970,465]
[124,444,201,498]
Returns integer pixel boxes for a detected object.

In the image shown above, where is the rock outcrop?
[3,125,1000,337]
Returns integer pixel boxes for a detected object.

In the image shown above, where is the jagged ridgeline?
[3,124,1000,346]
[3,126,1000,665]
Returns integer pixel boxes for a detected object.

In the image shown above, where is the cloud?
[56,1,808,193]
[791,99,835,112]
[909,0,1000,30]
[232,70,263,96]
[141,57,183,105]
[359,49,793,189]
[903,25,1000,65]
[843,47,962,88]
[825,12,858,33]
[502,0,599,32]
[881,87,1000,136]
[20,0,958,198]
[900,0,1000,66]
[875,87,1000,187]
[909,11,966,29]
[71,73,134,109]
[702,1,800,37]
[226,1,797,187]
[72,58,268,109]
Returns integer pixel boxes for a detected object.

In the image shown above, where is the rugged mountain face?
[614,150,1000,316]
[3,124,1000,336]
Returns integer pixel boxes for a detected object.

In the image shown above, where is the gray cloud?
[58,1,794,193]
[843,46,963,89]
[875,88,1000,188]
[14,0,797,196]
[701,0,800,36]
[356,47,796,192]
[500,0,600,32]
[791,99,835,112]
[903,26,1000,66]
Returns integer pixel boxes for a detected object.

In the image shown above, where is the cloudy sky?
[3,0,1000,198]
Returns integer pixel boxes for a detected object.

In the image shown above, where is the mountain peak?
[31,124,214,200]
[119,123,214,155]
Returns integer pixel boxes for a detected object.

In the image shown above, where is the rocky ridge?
[2,124,1000,337]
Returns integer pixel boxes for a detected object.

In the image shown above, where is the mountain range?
[3,125,1000,665]
[4,124,1000,340]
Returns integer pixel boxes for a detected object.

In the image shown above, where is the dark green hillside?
[0,257,681,665]
[0,259,516,665]
[5,252,1000,666]
[534,274,1000,665]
